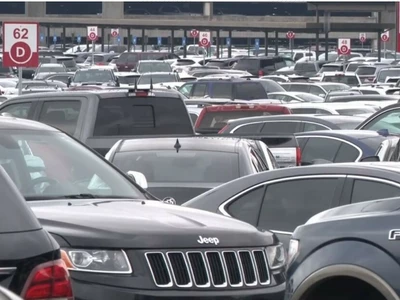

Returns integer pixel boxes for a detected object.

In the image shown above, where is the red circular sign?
[200,37,209,47]
[360,36,366,43]
[286,31,295,39]
[381,33,389,42]
[88,31,97,41]
[111,30,118,37]
[9,41,32,65]
[190,29,199,38]
[340,45,349,55]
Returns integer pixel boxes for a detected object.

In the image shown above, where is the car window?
[258,178,339,232]
[293,53,303,61]
[309,85,325,96]
[190,113,198,124]
[287,84,309,93]
[178,83,193,97]
[38,101,81,135]
[233,123,261,134]
[235,82,267,100]
[362,109,400,134]
[250,149,266,172]
[275,61,286,70]
[351,179,400,203]
[261,121,301,134]
[360,90,380,95]
[291,108,332,115]
[303,122,329,132]
[211,83,233,98]
[192,83,208,97]
[0,102,32,118]
[227,186,265,227]
[300,137,342,164]
[322,75,359,85]
[334,142,360,162]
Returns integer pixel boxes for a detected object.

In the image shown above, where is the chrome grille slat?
[145,248,270,288]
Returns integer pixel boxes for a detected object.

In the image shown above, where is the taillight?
[95,62,105,65]
[21,259,74,300]
[296,147,301,166]
[218,124,229,134]
[258,69,264,77]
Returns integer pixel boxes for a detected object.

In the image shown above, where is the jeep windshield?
[0,129,146,200]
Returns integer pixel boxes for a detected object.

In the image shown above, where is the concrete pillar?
[26,2,46,17]
[102,1,124,19]
[203,2,213,18]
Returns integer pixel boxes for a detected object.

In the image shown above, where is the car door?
[257,175,344,248]
[0,101,37,119]
[339,176,400,206]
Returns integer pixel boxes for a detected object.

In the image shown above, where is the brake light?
[133,91,148,97]
[218,124,229,133]
[258,70,264,77]
[95,62,105,65]
[296,147,301,166]
[21,259,73,300]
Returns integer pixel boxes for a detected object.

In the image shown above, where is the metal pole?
[18,68,22,95]
[384,41,386,59]
[91,40,95,66]
[101,27,105,52]
[228,30,232,58]
[203,47,205,65]
[264,31,269,56]
[275,31,278,56]
[316,8,320,59]
[127,28,131,52]
[290,39,293,56]
[183,30,187,58]
[377,30,382,62]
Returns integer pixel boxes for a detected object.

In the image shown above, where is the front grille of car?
[145,249,270,288]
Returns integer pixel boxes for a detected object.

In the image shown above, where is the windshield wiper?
[63,193,97,199]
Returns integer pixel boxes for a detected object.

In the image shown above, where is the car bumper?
[72,279,286,300]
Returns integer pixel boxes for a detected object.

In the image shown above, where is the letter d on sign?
[17,47,25,58]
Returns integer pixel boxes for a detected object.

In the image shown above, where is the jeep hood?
[31,199,275,248]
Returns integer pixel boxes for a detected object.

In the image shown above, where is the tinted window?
[291,108,332,114]
[287,84,309,93]
[94,97,192,136]
[322,75,359,85]
[138,63,172,73]
[356,67,376,76]
[57,59,76,68]
[300,137,342,164]
[192,83,208,97]
[294,63,316,72]
[190,113,198,124]
[0,102,32,118]
[318,84,350,92]
[334,142,360,162]
[227,186,265,227]
[179,83,193,97]
[73,70,113,83]
[117,76,140,85]
[360,90,380,95]
[377,70,400,83]
[351,179,400,203]
[211,83,233,98]
[113,150,240,183]
[261,121,301,133]
[303,122,329,131]
[38,101,81,135]
[274,61,286,70]
[258,178,338,231]
[235,83,267,100]
[233,123,261,134]
[362,109,400,134]
[259,80,286,93]
[138,74,177,85]
[309,85,325,96]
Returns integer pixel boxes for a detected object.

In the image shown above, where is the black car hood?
[31,199,274,248]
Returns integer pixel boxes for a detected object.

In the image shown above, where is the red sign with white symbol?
[359,33,367,43]
[2,22,39,67]
[286,31,295,39]
[87,26,98,41]
[190,29,199,38]
[199,31,211,47]
[337,38,351,55]
[111,28,119,37]
[381,31,389,42]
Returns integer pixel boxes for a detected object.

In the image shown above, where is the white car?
[282,102,377,116]
[320,72,362,86]
[114,72,140,87]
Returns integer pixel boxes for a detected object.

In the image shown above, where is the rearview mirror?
[127,171,148,189]
[360,156,380,162]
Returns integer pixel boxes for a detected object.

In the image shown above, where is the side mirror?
[360,156,380,162]
[115,78,120,87]
[67,77,72,87]
[31,73,35,78]
[127,171,148,189]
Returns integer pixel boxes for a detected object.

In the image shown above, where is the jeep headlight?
[287,239,299,267]
[265,243,286,269]
[61,249,132,274]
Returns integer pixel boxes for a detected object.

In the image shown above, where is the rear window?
[356,67,376,76]
[322,75,359,85]
[318,84,350,92]
[138,63,172,73]
[378,70,400,82]
[138,74,177,85]
[294,63,316,72]
[233,59,260,69]
[112,150,240,183]
[320,65,343,72]
[57,59,76,68]
[94,97,193,136]
[197,109,287,130]
[206,61,226,67]
[346,64,363,72]
[117,75,140,85]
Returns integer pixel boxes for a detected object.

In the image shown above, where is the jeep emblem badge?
[197,235,219,245]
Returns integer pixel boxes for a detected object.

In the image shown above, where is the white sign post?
[359,33,366,48]
[338,38,351,56]
[199,31,211,64]
[87,26,98,66]
[3,22,39,95]
[381,31,390,59]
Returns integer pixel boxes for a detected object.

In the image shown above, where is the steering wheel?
[30,176,59,190]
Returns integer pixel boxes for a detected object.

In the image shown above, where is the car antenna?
[174,139,181,153]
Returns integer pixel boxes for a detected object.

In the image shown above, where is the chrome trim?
[218,174,347,217]
[296,135,363,162]
[231,120,331,133]
[185,251,211,288]
[204,251,227,288]
[238,250,258,286]
[346,175,400,188]
[222,251,243,287]
[166,251,193,288]
[66,249,133,274]
[252,250,271,285]
[145,252,173,288]
[0,267,16,274]
[270,229,293,235]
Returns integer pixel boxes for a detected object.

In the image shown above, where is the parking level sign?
[3,22,39,68]
[77,35,81,44]
[157,37,162,46]
[255,39,260,50]
[226,37,231,46]
[132,36,137,45]
[182,37,186,46]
